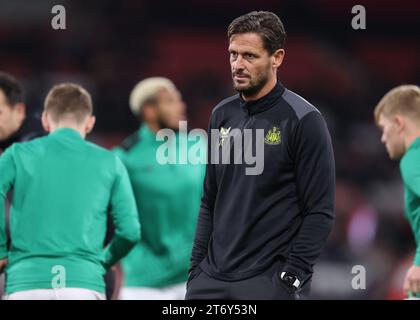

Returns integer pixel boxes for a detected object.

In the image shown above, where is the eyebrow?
[228,49,259,57]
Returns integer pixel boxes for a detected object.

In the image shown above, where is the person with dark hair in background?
[0,72,44,153]
[186,11,336,300]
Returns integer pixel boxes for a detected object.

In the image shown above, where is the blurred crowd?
[1,0,419,299]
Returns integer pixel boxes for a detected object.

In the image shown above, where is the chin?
[168,124,181,131]
[233,81,250,90]
[388,151,403,160]
[0,132,10,141]
[233,85,245,93]
[234,84,252,93]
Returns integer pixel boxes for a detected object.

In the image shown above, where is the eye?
[230,52,238,59]
[244,53,255,59]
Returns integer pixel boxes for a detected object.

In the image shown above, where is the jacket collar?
[406,137,420,152]
[50,127,83,139]
[239,81,285,115]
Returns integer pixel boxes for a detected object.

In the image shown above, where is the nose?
[232,55,245,71]
[381,132,386,144]
[176,99,186,116]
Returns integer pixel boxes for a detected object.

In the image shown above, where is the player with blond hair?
[375,84,420,299]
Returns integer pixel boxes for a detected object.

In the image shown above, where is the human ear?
[85,115,96,134]
[394,115,405,134]
[41,111,51,132]
[272,49,285,69]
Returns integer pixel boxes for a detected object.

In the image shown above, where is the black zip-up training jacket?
[190,81,335,283]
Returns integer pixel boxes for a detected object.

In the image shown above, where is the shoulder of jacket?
[281,89,320,121]
[212,94,240,115]
[120,132,141,152]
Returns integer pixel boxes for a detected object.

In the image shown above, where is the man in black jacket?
[186,11,335,300]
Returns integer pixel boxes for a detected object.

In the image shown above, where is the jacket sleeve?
[283,111,336,283]
[400,150,420,265]
[401,151,420,198]
[190,115,218,272]
[0,146,16,259]
[102,156,141,270]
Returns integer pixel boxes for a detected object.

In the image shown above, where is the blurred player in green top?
[0,83,141,300]
[375,85,420,299]
[114,78,205,300]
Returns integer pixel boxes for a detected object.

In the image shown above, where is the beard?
[232,72,269,99]
[156,114,180,132]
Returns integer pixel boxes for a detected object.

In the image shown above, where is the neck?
[52,122,86,138]
[241,75,277,102]
[404,127,420,150]
[15,116,25,132]
[404,132,420,150]
[7,116,26,140]
[146,121,160,133]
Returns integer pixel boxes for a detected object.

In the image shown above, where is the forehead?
[0,90,11,109]
[377,113,391,127]
[157,87,180,101]
[0,89,7,103]
[228,32,266,53]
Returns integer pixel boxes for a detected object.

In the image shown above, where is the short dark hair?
[0,72,24,107]
[44,83,93,123]
[227,11,286,54]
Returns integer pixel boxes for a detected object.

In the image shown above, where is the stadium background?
[1,0,419,299]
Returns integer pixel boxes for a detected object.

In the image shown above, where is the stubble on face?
[229,33,273,100]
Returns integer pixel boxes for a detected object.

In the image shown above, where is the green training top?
[0,128,141,294]
[114,124,205,288]
[400,137,420,266]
